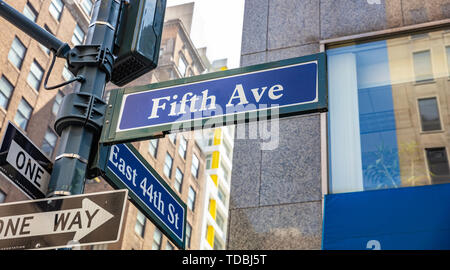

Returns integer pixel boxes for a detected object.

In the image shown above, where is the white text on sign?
[108,145,181,231]
[6,140,50,195]
[0,198,113,241]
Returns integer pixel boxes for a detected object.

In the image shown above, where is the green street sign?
[93,143,187,249]
[100,53,327,145]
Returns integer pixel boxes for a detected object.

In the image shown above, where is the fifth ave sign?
[101,53,327,144]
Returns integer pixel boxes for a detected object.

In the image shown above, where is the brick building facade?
[0,0,210,250]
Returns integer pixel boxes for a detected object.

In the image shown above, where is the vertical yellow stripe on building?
[212,151,220,169]
[213,128,222,145]
[207,225,215,247]
[209,199,217,219]
[210,174,218,186]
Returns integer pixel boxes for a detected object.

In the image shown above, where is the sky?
[166,0,245,69]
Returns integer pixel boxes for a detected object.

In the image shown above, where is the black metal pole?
[0,0,121,198]
[0,0,69,57]
[46,0,121,197]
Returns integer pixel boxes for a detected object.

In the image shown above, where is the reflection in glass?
[328,28,450,193]
[413,50,433,82]
[426,148,450,185]
[418,97,441,131]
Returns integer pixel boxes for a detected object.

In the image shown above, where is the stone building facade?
[228,0,450,250]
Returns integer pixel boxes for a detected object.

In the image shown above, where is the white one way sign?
[0,122,53,199]
[5,140,51,197]
[0,198,112,241]
[0,190,127,250]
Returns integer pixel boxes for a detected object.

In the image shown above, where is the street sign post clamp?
[67,45,115,82]
[54,92,107,136]
[55,153,89,164]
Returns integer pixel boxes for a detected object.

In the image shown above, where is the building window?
[220,161,229,183]
[91,244,108,250]
[217,185,227,206]
[42,128,57,157]
[213,235,224,250]
[152,228,163,250]
[426,148,450,185]
[418,97,441,132]
[413,50,433,82]
[178,54,188,77]
[174,168,183,193]
[8,37,26,69]
[71,24,85,46]
[0,76,14,110]
[52,91,63,115]
[62,62,74,81]
[447,46,450,76]
[0,190,5,203]
[164,153,173,178]
[205,154,212,169]
[49,0,64,21]
[134,211,146,237]
[14,98,32,130]
[81,0,94,17]
[165,242,174,250]
[23,2,38,22]
[185,223,192,248]
[216,211,225,232]
[207,131,214,146]
[168,133,176,144]
[191,154,199,178]
[178,135,187,159]
[223,140,233,160]
[187,187,196,211]
[27,60,44,91]
[186,68,193,77]
[327,28,450,194]
[148,139,158,157]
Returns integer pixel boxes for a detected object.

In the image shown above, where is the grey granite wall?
[228,115,323,249]
[240,0,450,63]
[228,0,450,250]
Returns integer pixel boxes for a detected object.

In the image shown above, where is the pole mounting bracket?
[67,45,115,82]
[54,92,107,136]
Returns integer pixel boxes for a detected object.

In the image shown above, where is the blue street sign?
[101,53,327,144]
[119,60,317,131]
[103,143,186,249]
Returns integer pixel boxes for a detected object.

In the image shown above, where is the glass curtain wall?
[328,28,450,193]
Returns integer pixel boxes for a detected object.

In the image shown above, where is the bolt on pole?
[46,0,121,197]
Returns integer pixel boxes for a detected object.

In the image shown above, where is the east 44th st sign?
[92,143,187,249]
[0,190,127,250]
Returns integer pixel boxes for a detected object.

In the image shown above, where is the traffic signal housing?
[111,0,167,86]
